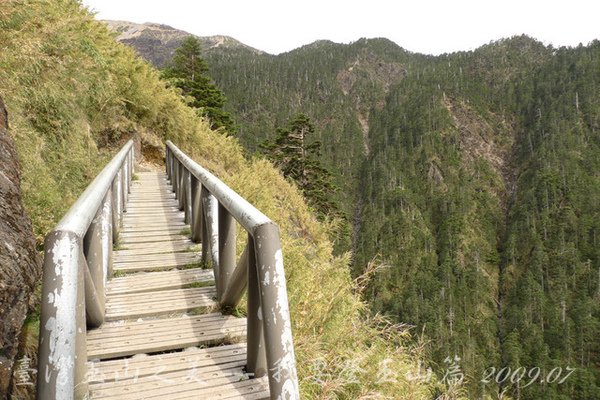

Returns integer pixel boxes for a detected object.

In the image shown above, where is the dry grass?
[0,1,464,398]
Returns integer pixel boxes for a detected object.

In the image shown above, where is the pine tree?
[262,114,337,217]
[162,36,235,133]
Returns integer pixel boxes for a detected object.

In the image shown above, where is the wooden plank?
[113,251,199,263]
[119,234,191,245]
[113,255,201,272]
[107,268,213,295]
[86,172,263,398]
[114,244,197,256]
[87,313,229,339]
[88,344,247,381]
[115,239,193,250]
[105,287,217,320]
[87,314,247,359]
[132,376,269,400]
[89,367,261,399]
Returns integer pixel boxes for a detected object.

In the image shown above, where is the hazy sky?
[82,0,600,55]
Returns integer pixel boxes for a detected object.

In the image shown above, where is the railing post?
[120,164,127,212]
[177,163,185,211]
[74,252,88,400]
[253,223,299,399]
[129,148,134,188]
[221,242,249,307]
[202,189,219,271]
[184,169,192,224]
[218,205,236,300]
[171,157,178,194]
[37,231,84,399]
[247,235,267,378]
[83,193,111,323]
[106,189,114,277]
[200,186,209,265]
[111,176,120,244]
[190,176,202,243]
[165,147,171,180]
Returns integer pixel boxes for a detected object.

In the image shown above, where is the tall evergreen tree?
[262,114,337,217]
[162,36,235,133]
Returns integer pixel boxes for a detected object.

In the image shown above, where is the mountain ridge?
[105,19,600,399]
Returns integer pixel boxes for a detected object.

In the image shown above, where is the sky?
[82,0,600,55]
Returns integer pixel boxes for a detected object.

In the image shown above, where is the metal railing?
[166,141,300,399]
[37,141,134,399]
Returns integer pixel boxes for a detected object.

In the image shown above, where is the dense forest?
[0,2,443,398]
[116,25,600,399]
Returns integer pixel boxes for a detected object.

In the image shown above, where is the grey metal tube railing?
[37,141,134,400]
[165,141,300,400]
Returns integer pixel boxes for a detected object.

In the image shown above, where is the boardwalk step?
[113,253,202,272]
[85,171,263,398]
[105,287,217,321]
[87,313,247,359]
[107,268,213,295]
[88,343,247,383]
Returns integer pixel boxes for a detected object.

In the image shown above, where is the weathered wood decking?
[86,171,269,399]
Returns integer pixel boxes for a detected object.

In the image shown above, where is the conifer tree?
[262,114,337,217]
[162,36,235,133]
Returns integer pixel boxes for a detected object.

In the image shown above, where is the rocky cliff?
[0,96,42,396]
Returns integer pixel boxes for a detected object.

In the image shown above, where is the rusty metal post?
[37,230,82,400]
[246,235,267,378]
[253,223,299,399]
[190,176,202,243]
[218,205,236,300]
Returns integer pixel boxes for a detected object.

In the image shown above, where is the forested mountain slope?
[0,2,439,398]
[111,21,600,399]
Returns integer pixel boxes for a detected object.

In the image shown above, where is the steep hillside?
[104,20,263,68]
[0,1,441,398]
[110,23,600,399]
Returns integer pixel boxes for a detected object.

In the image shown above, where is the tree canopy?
[162,36,235,133]
[262,114,338,217]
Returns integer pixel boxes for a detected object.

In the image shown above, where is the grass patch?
[220,305,246,318]
[112,269,127,278]
[183,245,201,252]
[179,226,192,236]
[132,173,140,181]
[179,262,202,270]
[182,280,214,289]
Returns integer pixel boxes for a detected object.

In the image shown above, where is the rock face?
[104,20,264,68]
[0,96,42,396]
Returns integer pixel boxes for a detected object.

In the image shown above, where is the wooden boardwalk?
[86,171,269,399]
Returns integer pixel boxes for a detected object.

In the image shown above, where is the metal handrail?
[166,141,300,400]
[37,141,134,399]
